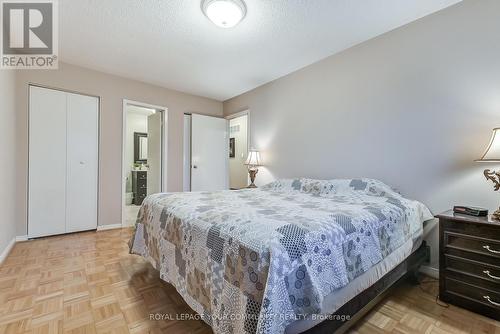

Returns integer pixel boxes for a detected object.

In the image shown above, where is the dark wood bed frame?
[150,238,430,334]
[304,241,430,334]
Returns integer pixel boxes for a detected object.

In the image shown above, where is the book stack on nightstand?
[436,210,500,320]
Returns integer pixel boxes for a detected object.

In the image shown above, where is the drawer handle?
[483,245,500,254]
[483,295,500,307]
[483,270,500,280]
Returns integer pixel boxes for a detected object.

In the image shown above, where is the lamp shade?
[245,150,261,166]
[476,127,500,162]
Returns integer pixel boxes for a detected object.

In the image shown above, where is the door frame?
[225,109,250,187]
[121,99,168,227]
[225,109,250,151]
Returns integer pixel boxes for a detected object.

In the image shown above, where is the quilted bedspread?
[129,178,432,334]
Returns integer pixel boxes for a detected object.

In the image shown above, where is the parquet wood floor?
[0,228,498,334]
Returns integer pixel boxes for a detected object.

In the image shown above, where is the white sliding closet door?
[66,93,99,233]
[29,87,67,238]
[29,86,99,238]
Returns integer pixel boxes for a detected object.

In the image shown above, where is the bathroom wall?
[125,111,149,194]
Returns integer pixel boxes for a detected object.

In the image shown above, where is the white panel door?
[66,93,99,233]
[147,112,162,195]
[29,86,67,238]
[191,114,228,191]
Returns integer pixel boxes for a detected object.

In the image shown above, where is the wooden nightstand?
[436,210,500,320]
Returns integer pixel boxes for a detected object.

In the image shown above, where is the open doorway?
[122,100,167,226]
[226,111,249,189]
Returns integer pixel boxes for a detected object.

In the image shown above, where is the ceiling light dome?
[202,0,246,28]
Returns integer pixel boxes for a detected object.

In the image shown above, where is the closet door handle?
[483,295,500,307]
[483,245,500,254]
[483,270,500,280]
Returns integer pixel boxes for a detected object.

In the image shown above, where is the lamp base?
[482,169,500,220]
[484,169,500,191]
[247,168,258,188]
[493,207,500,221]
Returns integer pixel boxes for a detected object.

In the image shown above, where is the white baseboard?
[15,235,28,242]
[419,265,439,279]
[97,224,123,231]
[0,237,16,265]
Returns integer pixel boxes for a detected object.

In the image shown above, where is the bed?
[129,178,433,334]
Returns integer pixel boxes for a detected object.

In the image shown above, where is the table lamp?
[245,149,261,188]
[475,127,500,219]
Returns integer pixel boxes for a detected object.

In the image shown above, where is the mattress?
[129,178,433,334]
[285,235,420,333]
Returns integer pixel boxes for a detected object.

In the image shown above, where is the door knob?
[192,165,198,169]
[79,161,85,165]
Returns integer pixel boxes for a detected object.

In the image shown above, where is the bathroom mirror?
[134,132,148,163]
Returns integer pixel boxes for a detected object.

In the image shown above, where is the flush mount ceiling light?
[202,0,246,28]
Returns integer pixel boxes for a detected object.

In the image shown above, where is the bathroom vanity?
[132,170,148,205]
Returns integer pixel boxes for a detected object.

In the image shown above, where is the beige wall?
[16,62,222,233]
[0,71,18,256]
[229,115,248,189]
[224,0,500,271]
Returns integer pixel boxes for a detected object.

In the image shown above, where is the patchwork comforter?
[129,178,433,334]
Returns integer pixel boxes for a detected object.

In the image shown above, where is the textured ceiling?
[60,0,461,101]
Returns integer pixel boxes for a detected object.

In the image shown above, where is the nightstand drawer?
[445,254,500,286]
[445,277,500,311]
[445,231,500,259]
